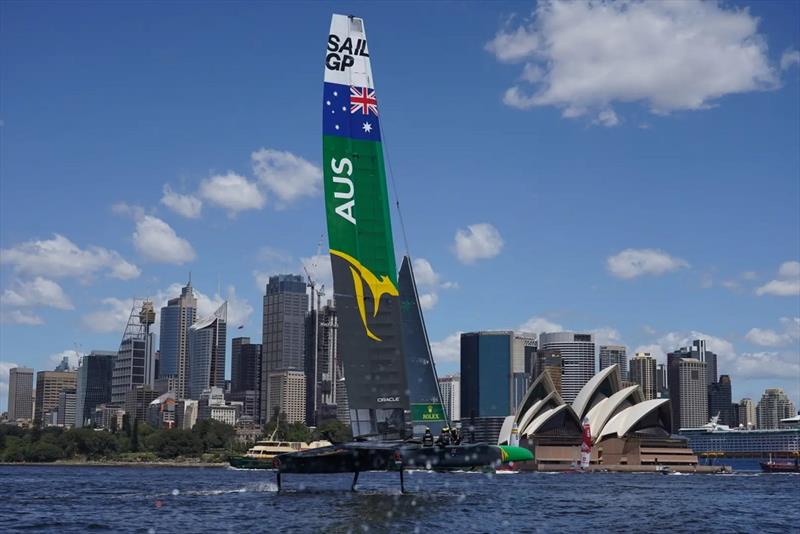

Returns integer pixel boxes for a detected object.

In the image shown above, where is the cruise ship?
[679,416,800,458]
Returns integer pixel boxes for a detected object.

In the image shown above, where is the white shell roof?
[523,404,572,436]
[585,385,642,441]
[599,398,670,439]
[572,364,620,420]
[517,392,560,434]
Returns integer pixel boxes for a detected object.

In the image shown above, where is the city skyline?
[1,2,799,411]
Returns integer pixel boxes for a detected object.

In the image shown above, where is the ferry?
[229,437,332,469]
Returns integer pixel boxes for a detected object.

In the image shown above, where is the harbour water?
[1,464,797,533]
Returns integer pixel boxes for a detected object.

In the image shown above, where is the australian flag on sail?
[323,82,382,142]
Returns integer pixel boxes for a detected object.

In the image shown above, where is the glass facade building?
[187,303,227,400]
[537,332,596,403]
[75,351,116,428]
[159,281,197,399]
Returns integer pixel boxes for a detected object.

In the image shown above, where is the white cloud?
[81,297,134,334]
[251,148,321,205]
[440,281,459,290]
[193,285,254,328]
[300,254,334,296]
[1,277,73,310]
[756,260,800,296]
[111,202,146,220]
[419,293,439,311]
[453,223,504,264]
[607,248,689,279]
[161,185,202,219]
[0,310,43,326]
[199,172,265,216]
[781,49,800,70]
[746,317,800,348]
[0,234,140,280]
[487,0,778,122]
[633,344,666,362]
[590,327,622,346]
[430,332,462,364]
[595,109,619,127]
[518,316,564,333]
[412,258,440,287]
[133,215,196,264]
[49,349,84,370]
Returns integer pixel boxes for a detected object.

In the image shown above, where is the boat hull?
[228,456,276,470]
[760,461,800,473]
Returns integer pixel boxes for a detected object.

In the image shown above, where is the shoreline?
[0,460,229,468]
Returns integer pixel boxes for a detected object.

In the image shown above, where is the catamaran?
[273,14,532,492]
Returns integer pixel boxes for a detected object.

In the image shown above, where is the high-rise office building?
[230,337,262,422]
[667,354,707,432]
[124,386,160,423]
[57,389,77,428]
[159,279,197,399]
[187,302,227,400]
[266,370,306,424]
[757,388,796,429]
[112,300,157,404]
[438,374,460,422]
[629,352,657,400]
[34,370,77,427]
[656,363,668,398]
[537,332,595,403]
[600,345,628,380]
[682,339,717,386]
[533,349,563,394]
[738,398,757,429]
[75,351,116,428]
[513,332,538,380]
[708,375,733,426]
[261,274,308,422]
[461,331,532,420]
[305,300,339,426]
[7,367,34,422]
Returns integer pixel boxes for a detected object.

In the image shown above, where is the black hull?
[760,462,800,473]
[275,441,501,474]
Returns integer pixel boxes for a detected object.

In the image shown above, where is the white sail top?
[325,14,374,89]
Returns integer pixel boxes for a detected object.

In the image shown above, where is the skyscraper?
[305,300,339,425]
[687,339,718,386]
[656,363,669,398]
[261,274,308,422]
[757,388,796,429]
[159,280,197,399]
[667,355,708,432]
[738,397,757,429]
[437,374,460,422]
[629,352,657,400]
[112,299,157,404]
[187,302,227,400]
[533,349,563,394]
[537,332,595,403]
[57,389,77,428]
[34,370,77,427]
[600,345,628,380]
[7,367,34,422]
[266,370,306,424]
[231,337,261,393]
[75,351,117,428]
[708,375,733,425]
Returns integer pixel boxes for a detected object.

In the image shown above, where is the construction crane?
[304,234,327,425]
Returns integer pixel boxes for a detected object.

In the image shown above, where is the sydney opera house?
[497,364,699,470]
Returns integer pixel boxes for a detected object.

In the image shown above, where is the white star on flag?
[362,122,372,133]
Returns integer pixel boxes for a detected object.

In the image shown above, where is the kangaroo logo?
[331,249,398,341]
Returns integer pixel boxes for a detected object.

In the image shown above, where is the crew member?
[422,427,434,446]
[437,427,451,446]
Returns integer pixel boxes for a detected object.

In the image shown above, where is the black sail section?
[331,254,409,439]
[399,256,448,437]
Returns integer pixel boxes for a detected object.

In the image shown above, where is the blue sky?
[1,1,798,412]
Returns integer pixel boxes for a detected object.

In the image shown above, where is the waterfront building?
[438,374,461,422]
[266,370,306,424]
[739,398,757,429]
[112,300,157,404]
[187,302,227,400]
[159,279,197,399]
[74,351,116,428]
[124,386,159,423]
[757,388,796,430]
[176,399,199,430]
[261,274,308,423]
[34,370,77,427]
[708,375,734,426]
[7,367,34,422]
[198,386,238,426]
[668,355,708,432]
[629,352,657,401]
[537,332,595,403]
[93,404,125,431]
[461,331,532,421]
[56,389,77,427]
[147,391,176,429]
[600,345,627,380]
[227,389,259,422]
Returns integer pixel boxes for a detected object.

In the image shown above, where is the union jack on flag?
[350,86,378,116]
